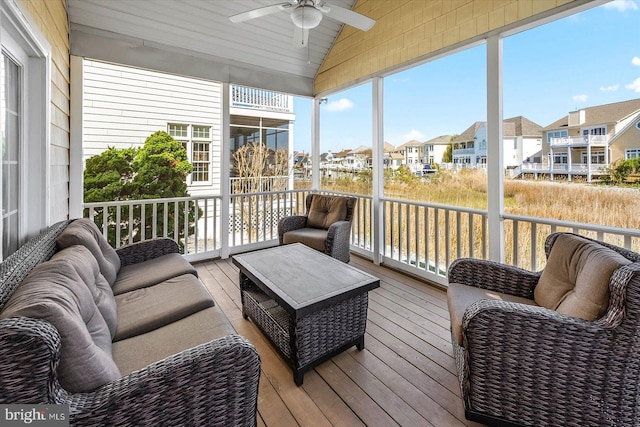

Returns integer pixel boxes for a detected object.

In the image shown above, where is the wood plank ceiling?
[67,0,361,96]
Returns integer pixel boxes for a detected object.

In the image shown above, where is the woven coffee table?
[232,243,380,386]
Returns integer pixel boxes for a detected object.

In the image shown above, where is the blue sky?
[292,0,640,154]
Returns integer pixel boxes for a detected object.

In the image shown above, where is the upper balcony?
[231,85,294,113]
[549,135,609,147]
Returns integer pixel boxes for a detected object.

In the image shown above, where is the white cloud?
[626,77,640,92]
[572,94,588,102]
[600,84,619,92]
[602,0,639,12]
[324,98,354,112]
[402,129,425,141]
[633,56,640,66]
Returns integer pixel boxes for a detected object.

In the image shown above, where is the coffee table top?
[233,243,380,317]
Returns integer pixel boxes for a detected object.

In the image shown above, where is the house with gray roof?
[452,116,542,168]
[527,98,640,181]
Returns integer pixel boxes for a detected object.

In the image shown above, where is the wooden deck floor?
[194,254,486,427]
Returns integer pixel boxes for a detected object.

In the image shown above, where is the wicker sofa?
[447,232,640,426]
[0,219,260,426]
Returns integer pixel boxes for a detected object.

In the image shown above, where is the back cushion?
[306,195,348,229]
[535,234,631,320]
[0,257,121,393]
[57,219,121,286]
[51,246,118,338]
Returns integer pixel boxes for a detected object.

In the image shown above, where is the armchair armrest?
[326,220,352,263]
[277,215,307,244]
[116,238,180,266]
[67,334,260,426]
[448,258,541,298]
[459,299,621,419]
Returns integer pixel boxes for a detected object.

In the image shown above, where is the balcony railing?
[452,148,475,155]
[231,85,293,113]
[84,189,640,286]
[521,163,610,173]
[549,135,608,147]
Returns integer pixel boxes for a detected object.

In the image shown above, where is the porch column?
[587,143,592,183]
[311,98,321,190]
[220,82,231,258]
[567,147,572,182]
[372,77,384,265]
[486,35,504,263]
[69,55,84,218]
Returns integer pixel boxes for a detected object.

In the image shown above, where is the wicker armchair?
[278,194,356,263]
[447,232,640,427]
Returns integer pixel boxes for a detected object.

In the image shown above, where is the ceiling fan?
[229,0,375,48]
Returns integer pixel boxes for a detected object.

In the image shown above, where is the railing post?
[311,98,321,191]
[487,35,505,262]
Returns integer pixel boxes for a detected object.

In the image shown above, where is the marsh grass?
[311,169,640,271]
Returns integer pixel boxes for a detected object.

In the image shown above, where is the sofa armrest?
[448,258,541,298]
[67,334,260,426]
[0,317,61,404]
[326,220,352,263]
[277,216,307,244]
[116,238,180,266]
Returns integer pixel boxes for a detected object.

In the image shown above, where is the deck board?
[194,255,485,427]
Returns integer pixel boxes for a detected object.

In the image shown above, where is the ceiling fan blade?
[229,3,292,23]
[322,3,375,31]
[292,26,310,48]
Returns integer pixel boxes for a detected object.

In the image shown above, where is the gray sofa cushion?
[283,227,328,252]
[51,245,118,338]
[112,306,235,375]
[0,257,120,393]
[57,218,121,286]
[111,253,198,295]
[113,274,215,341]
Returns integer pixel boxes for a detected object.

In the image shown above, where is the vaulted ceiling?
[67,0,360,96]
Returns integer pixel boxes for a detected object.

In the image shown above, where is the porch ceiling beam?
[69,25,314,96]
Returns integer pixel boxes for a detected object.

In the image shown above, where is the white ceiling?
[67,0,361,96]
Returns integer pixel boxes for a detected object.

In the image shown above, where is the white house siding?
[19,0,70,224]
[82,60,222,197]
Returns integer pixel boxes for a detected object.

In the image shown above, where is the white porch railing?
[83,190,640,286]
[231,85,293,113]
[230,176,290,194]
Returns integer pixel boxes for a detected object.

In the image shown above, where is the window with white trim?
[168,123,212,184]
[626,149,640,159]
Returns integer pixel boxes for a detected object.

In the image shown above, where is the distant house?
[396,140,424,172]
[382,142,403,170]
[529,98,640,181]
[423,135,453,164]
[452,116,542,168]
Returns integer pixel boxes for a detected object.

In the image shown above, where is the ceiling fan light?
[290,5,322,29]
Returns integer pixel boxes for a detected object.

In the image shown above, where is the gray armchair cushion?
[112,253,197,295]
[0,257,120,393]
[57,218,121,286]
[283,227,328,252]
[447,282,537,346]
[51,245,118,338]
[113,274,215,341]
[306,195,347,229]
[535,233,631,320]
